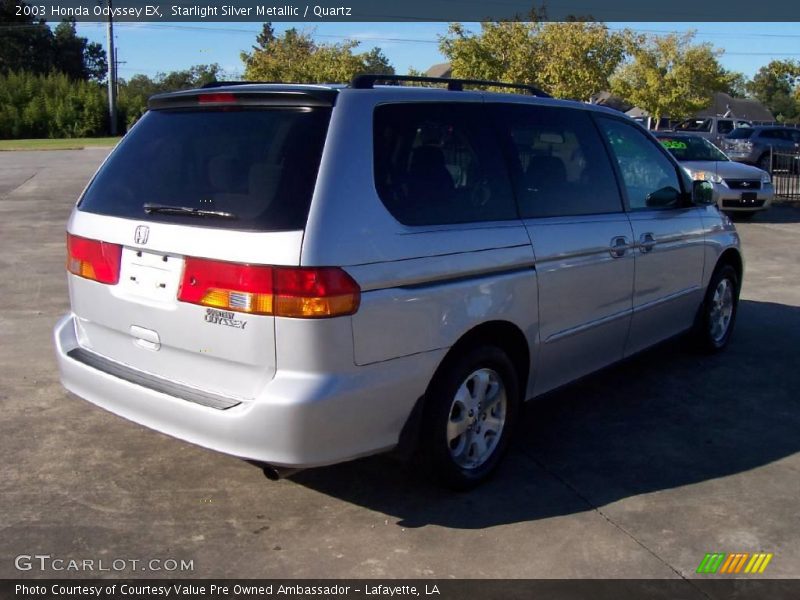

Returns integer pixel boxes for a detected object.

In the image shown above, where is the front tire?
[690,264,740,353]
[420,346,520,490]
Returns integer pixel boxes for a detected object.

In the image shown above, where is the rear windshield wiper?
[143,203,237,220]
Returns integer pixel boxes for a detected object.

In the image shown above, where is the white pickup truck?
[673,116,753,148]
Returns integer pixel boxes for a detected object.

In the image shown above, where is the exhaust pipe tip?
[262,465,302,481]
[244,460,303,481]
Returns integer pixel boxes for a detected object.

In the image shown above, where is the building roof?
[696,92,775,121]
[589,91,632,113]
[425,63,453,78]
[625,106,649,118]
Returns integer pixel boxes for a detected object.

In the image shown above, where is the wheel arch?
[438,321,532,397]
[716,247,743,289]
[394,320,531,459]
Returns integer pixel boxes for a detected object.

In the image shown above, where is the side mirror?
[646,186,681,208]
[692,180,714,205]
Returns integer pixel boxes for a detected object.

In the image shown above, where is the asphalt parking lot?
[1,148,799,585]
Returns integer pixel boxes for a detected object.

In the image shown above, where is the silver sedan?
[656,132,773,219]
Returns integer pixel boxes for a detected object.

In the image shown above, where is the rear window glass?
[727,128,755,139]
[79,107,331,231]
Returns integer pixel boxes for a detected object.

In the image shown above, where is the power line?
[6,20,800,41]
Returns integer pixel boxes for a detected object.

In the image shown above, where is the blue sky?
[74,21,800,81]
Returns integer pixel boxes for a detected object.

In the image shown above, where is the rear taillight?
[66,233,122,284]
[178,258,360,318]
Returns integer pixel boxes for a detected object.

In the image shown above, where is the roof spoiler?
[148,86,337,110]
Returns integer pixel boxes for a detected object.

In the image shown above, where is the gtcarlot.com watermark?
[15,554,194,573]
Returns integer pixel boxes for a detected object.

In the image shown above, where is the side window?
[596,117,683,211]
[492,104,623,218]
[789,130,800,143]
[717,120,734,135]
[760,130,779,140]
[373,103,516,226]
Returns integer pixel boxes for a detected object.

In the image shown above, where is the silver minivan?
[54,75,743,489]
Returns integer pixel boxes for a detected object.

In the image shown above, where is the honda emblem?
[134,225,150,245]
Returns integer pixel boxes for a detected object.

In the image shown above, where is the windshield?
[658,136,729,162]
[79,107,331,231]
[675,118,712,133]
[727,128,755,139]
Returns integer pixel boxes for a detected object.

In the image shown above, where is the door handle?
[639,232,657,253]
[609,236,631,258]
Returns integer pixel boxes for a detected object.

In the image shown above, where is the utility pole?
[114,47,126,99]
[106,0,117,135]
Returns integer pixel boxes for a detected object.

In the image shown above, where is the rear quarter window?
[79,107,331,231]
[373,102,517,226]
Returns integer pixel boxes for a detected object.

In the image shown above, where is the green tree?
[720,70,749,98]
[747,60,800,121]
[254,22,276,49]
[0,4,107,81]
[0,71,108,139]
[158,63,222,90]
[51,19,108,82]
[241,25,394,83]
[439,21,636,100]
[611,32,730,128]
[117,64,222,128]
[0,0,54,75]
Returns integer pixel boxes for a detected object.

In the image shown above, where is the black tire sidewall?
[421,345,520,490]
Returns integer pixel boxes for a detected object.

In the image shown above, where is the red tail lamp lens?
[178,258,360,318]
[66,233,122,284]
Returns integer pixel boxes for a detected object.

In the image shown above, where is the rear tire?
[757,153,771,173]
[419,346,520,490]
[689,264,740,353]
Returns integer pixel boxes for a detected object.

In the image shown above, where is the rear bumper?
[54,314,441,467]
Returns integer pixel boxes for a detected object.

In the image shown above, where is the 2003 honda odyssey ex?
[54,75,743,489]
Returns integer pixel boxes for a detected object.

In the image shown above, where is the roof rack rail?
[350,74,551,98]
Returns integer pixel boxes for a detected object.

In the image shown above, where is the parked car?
[54,75,742,489]
[655,132,773,219]
[721,125,800,171]
[673,116,753,148]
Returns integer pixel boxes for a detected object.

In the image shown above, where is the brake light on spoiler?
[178,258,360,318]
[197,92,237,104]
[66,233,122,284]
